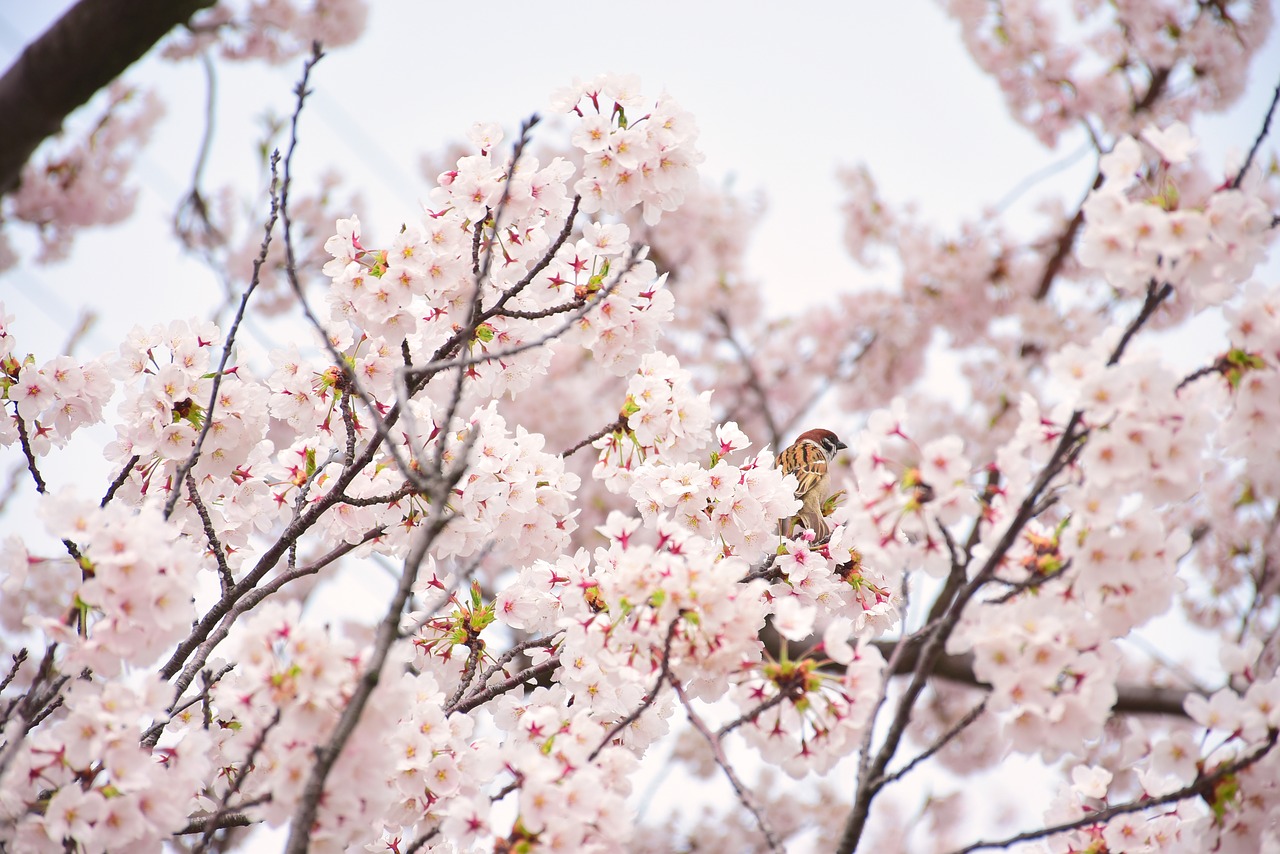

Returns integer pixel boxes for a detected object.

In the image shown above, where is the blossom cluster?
[1078,125,1273,306]
[941,1,1273,146]
[207,600,507,851]
[1039,668,1280,853]
[21,494,205,676]
[554,73,704,226]
[592,352,713,493]
[162,0,370,64]
[0,677,213,853]
[0,311,113,453]
[624,422,796,557]
[844,398,978,578]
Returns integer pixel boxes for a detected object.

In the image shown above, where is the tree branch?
[949,730,1278,854]
[672,679,783,853]
[0,0,217,196]
[1232,73,1280,189]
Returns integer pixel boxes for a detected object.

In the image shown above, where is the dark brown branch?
[15,413,85,567]
[482,194,582,322]
[100,454,139,507]
[1032,175,1100,301]
[449,655,562,716]
[500,298,586,320]
[740,552,780,584]
[1134,66,1171,114]
[0,650,28,700]
[336,484,416,507]
[0,0,217,196]
[404,828,440,854]
[175,812,256,836]
[1109,281,1172,367]
[13,414,47,495]
[464,632,563,701]
[1176,356,1230,393]
[185,473,234,593]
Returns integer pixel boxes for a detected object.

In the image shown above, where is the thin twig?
[100,454,139,508]
[949,731,1278,854]
[186,473,234,593]
[465,632,563,700]
[448,655,562,716]
[407,252,638,381]
[717,690,791,740]
[672,679,784,853]
[875,694,988,789]
[587,617,682,762]
[160,524,387,724]
[988,560,1071,604]
[716,310,781,450]
[1232,74,1280,189]
[175,812,255,836]
[561,417,625,459]
[140,662,235,748]
[445,644,486,712]
[193,709,281,854]
[1175,358,1229,393]
[163,145,282,520]
[336,483,416,507]
[0,650,27,699]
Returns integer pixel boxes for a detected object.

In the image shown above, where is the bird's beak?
[837,441,848,451]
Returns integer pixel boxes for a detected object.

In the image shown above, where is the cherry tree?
[2,2,1280,852]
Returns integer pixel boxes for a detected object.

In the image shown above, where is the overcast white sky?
[3,1,1277,355]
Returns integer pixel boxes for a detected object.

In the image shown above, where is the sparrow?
[776,428,847,542]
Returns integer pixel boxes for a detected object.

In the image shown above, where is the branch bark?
[0,0,217,195]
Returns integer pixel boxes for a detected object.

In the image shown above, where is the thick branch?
[0,0,216,195]
[863,638,1191,717]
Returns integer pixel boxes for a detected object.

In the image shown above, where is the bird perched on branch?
[776,428,847,542]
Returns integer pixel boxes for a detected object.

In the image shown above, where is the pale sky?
[4,0,1277,354]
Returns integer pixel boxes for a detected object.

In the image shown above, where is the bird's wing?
[786,443,828,499]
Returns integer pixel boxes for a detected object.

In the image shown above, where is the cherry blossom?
[2,11,1280,854]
